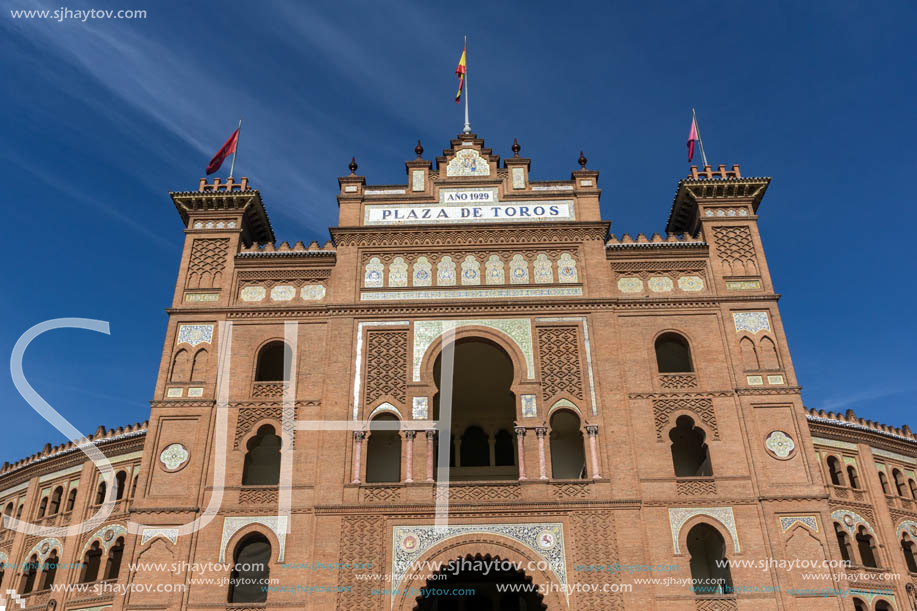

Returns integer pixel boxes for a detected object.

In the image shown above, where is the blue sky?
[1,1,914,462]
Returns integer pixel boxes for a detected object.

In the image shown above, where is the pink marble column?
[536,427,548,480]
[514,427,527,481]
[425,430,436,482]
[586,425,601,479]
[404,430,415,483]
[351,431,366,484]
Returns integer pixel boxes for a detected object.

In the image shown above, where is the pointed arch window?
[687,524,733,595]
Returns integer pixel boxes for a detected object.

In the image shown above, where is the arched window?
[65,488,77,512]
[170,348,190,383]
[494,429,515,467]
[132,475,139,498]
[115,471,127,501]
[826,456,844,486]
[655,333,693,373]
[95,481,107,505]
[365,414,401,483]
[670,416,712,477]
[228,533,271,603]
[15,504,23,520]
[834,523,853,563]
[852,598,868,611]
[459,426,490,467]
[242,425,282,486]
[49,487,63,515]
[105,537,124,580]
[875,601,893,611]
[80,541,102,582]
[910,479,917,500]
[550,411,586,479]
[847,466,860,489]
[739,337,759,370]
[893,469,908,497]
[20,554,38,593]
[759,337,780,370]
[855,526,879,568]
[2,502,11,530]
[901,534,917,573]
[254,342,292,382]
[879,471,891,495]
[40,550,58,589]
[37,497,48,519]
[190,348,209,381]
[687,523,733,595]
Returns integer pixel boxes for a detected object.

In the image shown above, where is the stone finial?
[511,138,521,157]
[578,151,587,169]
[415,140,424,159]
[348,157,358,175]
[845,409,857,421]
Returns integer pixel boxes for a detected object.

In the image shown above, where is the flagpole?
[692,108,708,167]
[229,118,242,178]
[463,36,471,134]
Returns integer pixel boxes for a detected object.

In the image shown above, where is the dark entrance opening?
[413,553,547,611]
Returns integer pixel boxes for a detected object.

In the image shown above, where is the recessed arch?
[673,510,740,555]
[547,398,583,419]
[228,532,272,603]
[242,424,282,486]
[368,402,403,420]
[654,331,694,373]
[416,321,534,384]
[253,340,292,382]
[366,413,402,483]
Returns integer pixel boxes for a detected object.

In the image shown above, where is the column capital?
[514,426,527,437]
[425,429,437,440]
[585,425,599,437]
[535,427,548,438]
[353,431,366,442]
[404,430,417,440]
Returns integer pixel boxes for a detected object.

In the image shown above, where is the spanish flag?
[455,45,466,103]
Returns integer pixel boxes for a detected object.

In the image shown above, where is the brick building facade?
[1,133,914,610]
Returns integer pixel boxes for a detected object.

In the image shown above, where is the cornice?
[628,391,735,400]
[736,386,803,396]
[314,498,642,515]
[329,222,610,247]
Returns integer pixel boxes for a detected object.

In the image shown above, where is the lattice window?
[712,226,758,276]
[653,397,719,440]
[538,327,584,401]
[186,238,229,289]
[364,330,408,405]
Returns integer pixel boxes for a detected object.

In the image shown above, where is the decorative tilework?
[485,255,505,285]
[412,170,425,192]
[767,374,785,385]
[746,375,764,386]
[512,167,525,189]
[557,253,577,283]
[140,528,179,545]
[437,256,456,286]
[166,387,183,398]
[177,324,213,347]
[533,254,553,284]
[184,292,219,303]
[678,275,704,292]
[460,256,480,285]
[187,387,203,397]
[412,319,534,381]
[648,276,674,292]
[765,431,796,459]
[219,516,288,562]
[82,524,128,556]
[389,257,408,287]
[668,507,739,554]
[344,185,358,193]
[831,509,873,537]
[26,537,63,563]
[618,277,643,293]
[301,284,326,301]
[270,285,295,301]
[363,287,584,302]
[412,397,429,420]
[726,280,762,291]
[364,257,384,288]
[521,394,537,418]
[446,149,490,176]
[896,520,917,541]
[240,286,266,302]
[733,311,771,333]
[779,516,819,532]
[509,254,529,284]
[579,179,593,186]
[413,257,432,287]
[391,523,566,602]
[159,443,189,471]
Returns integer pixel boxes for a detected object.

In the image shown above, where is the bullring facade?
[1,133,914,610]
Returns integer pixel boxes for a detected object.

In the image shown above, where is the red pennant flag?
[206,128,239,175]
[687,117,698,163]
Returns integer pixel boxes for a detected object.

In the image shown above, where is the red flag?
[687,117,698,163]
[206,128,239,175]
[455,46,466,103]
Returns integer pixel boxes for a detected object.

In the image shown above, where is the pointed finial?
[349,157,358,175]
[578,151,587,169]
[511,138,521,157]
[415,140,424,159]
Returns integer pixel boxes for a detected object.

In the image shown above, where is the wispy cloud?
[816,384,915,413]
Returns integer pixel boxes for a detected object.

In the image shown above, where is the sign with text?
[364,188,575,225]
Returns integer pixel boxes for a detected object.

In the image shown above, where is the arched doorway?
[433,338,518,481]
[413,553,547,611]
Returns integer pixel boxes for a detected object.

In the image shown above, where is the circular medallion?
[536,530,557,550]
[104,529,115,542]
[764,431,796,460]
[41,542,50,554]
[159,443,190,472]
[400,532,419,552]
[843,514,855,527]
